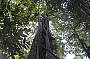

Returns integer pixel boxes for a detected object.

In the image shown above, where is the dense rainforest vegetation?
[0,0,90,59]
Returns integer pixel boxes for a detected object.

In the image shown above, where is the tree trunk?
[28,14,56,59]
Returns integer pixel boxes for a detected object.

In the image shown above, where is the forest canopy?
[0,0,90,59]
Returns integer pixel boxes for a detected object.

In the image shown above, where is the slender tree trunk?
[28,14,56,59]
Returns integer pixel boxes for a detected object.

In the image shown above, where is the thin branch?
[70,24,90,58]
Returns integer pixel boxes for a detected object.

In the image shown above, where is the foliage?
[0,0,38,58]
[0,0,90,59]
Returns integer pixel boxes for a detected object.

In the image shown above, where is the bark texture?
[28,14,56,59]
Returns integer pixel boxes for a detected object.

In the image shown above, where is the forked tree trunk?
[28,14,56,59]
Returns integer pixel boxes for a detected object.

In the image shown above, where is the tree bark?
[28,14,57,59]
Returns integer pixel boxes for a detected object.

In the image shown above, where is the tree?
[0,0,90,59]
[28,13,60,59]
